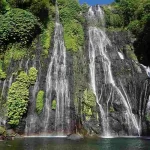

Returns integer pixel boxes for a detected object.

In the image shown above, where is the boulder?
[67,134,84,140]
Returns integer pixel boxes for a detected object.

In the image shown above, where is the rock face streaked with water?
[0,4,150,137]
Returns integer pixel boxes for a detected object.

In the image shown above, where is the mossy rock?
[0,126,6,136]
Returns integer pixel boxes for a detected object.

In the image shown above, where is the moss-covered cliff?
[0,0,150,136]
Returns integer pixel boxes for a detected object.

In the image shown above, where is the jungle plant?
[28,67,38,85]
[58,0,84,52]
[0,69,6,80]
[82,89,96,118]
[6,67,38,126]
[6,71,30,126]
[36,90,44,114]
[52,99,57,110]
[0,8,41,49]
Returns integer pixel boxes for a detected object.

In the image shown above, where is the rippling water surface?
[0,137,150,150]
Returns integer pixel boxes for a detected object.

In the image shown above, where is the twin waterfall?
[88,6,140,136]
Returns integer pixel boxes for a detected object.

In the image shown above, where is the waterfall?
[42,3,70,135]
[88,6,140,136]
[25,78,39,135]
[1,75,13,98]
[25,58,41,135]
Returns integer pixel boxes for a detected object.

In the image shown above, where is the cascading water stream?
[25,69,39,135]
[88,6,140,136]
[42,3,70,135]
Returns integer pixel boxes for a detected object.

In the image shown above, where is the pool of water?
[0,137,150,150]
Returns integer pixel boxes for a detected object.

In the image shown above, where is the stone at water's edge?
[67,134,84,140]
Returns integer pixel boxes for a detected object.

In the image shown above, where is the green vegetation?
[0,0,55,63]
[103,5,124,29]
[104,0,150,65]
[1,44,27,70]
[125,45,138,61]
[6,67,38,126]
[36,90,44,114]
[0,0,10,14]
[58,0,84,52]
[0,8,41,49]
[81,3,89,14]
[40,20,55,57]
[146,114,150,122]
[0,69,6,80]
[28,67,38,85]
[0,126,6,136]
[7,0,54,23]
[6,72,29,126]
[114,0,150,35]
[52,99,57,110]
[82,89,96,119]
[109,106,115,113]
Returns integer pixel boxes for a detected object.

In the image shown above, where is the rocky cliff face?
[0,5,150,137]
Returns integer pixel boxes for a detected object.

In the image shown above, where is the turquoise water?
[0,137,150,150]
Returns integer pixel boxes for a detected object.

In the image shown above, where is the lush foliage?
[0,69,6,80]
[7,0,55,23]
[1,44,27,71]
[116,0,150,65]
[6,72,29,126]
[82,89,96,119]
[106,0,150,65]
[0,8,41,48]
[28,67,38,85]
[40,20,55,57]
[115,0,150,35]
[104,5,124,29]
[51,99,57,110]
[0,126,6,136]
[0,0,10,14]
[6,68,38,126]
[36,90,44,114]
[63,20,84,51]
[105,0,150,33]
[58,0,84,52]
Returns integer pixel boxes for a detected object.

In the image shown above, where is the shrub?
[82,89,96,118]
[109,106,115,113]
[0,126,6,136]
[0,8,41,48]
[58,0,84,52]
[28,67,38,85]
[7,0,54,23]
[81,3,89,14]
[52,99,57,110]
[29,0,50,23]
[36,90,44,114]
[6,72,29,126]
[0,69,6,80]
[6,67,38,126]
[104,5,124,28]
[0,0,10,14]
[127,20,141,35]
[7,0,31,8]
[64,20,84,52]
[40,20,54,53]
